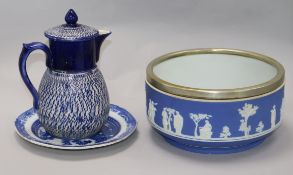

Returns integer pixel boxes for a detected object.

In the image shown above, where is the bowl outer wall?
[145,81,284,149]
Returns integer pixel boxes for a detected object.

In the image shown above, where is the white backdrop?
[0,0,292,174]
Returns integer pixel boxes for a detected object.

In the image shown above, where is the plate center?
[31,117,121,145]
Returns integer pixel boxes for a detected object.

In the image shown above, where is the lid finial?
[65,9,78,25]
[45,9,100,40]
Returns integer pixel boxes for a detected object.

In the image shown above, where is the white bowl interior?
[153,54,277,89]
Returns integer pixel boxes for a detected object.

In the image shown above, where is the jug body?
[19,42,110,139]
[38,68,109,139]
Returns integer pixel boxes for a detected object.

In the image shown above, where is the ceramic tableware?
[15,104,137,150]
[146,48,285,154]
[18,9,111,139]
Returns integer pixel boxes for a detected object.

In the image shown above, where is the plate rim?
[15,104,137,150]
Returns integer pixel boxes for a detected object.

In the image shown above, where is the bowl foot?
[163,136,266,154]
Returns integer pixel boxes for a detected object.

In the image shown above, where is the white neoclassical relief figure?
[173,111,184,135]
[162,108,170,131]
[256,121,264,133]
[148,99,158,123]
[270,105,276,128]
[281,98,285,118]
[220,125,232,138]
[162,107,174,132]
[190,113,212,138]
[199,120,213,139]
[238,103,258,136]
[161,107,184,134]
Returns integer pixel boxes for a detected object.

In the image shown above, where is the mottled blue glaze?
[15,104,137,150]
[38,68,109,139]
[46,32,110,71]
[146,82,284,154]
[48,39,97,71]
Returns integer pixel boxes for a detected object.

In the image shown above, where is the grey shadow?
[14,130,138,161]
[150,123,291,163]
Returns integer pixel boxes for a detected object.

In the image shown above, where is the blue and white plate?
[15,104,137,150]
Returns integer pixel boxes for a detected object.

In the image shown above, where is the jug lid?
[44,9,99,41]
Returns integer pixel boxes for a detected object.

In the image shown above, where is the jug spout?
[95,29,111,63]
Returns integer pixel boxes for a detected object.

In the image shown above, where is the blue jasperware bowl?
[146,48,285,154]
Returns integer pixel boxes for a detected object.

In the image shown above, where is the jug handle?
[19,42,52,110]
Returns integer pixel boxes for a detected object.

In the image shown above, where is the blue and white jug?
[19,9,111,139]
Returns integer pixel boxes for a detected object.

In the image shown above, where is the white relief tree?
[147,99,158,123]
[238,103,259,136]
[190,113,212,137]
[220,125,232,138]
[270,105,276,128]
[256,121,264,133]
